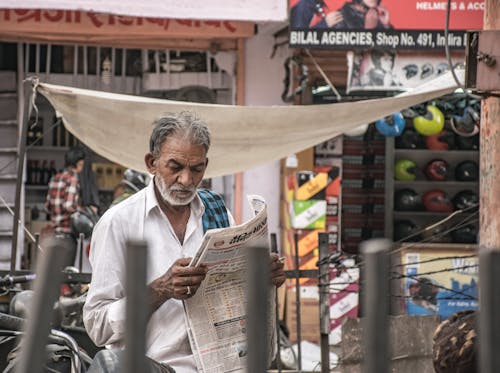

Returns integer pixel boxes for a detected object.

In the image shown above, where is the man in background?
[45,146,85,266]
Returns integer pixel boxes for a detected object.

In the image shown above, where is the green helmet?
[395,159,417,181]
[413,105,445,136]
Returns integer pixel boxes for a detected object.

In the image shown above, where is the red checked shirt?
[45,169,81,234]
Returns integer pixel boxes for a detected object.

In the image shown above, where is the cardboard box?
[295,167,340,201]
[329,265,359,345]
[92,163,125,190]
[290,200,326,229]
[285,286,320,343]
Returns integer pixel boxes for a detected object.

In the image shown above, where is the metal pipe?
[24,43,29,74]
[293,232,302,372]
[83,45,88,88]
[16,236,73,373]
[32,233,40,272]
[78,233,84,273]
[111,47,116,91]
[121,48,127,92]
[360,238,390,373]
[73,45,78,87]
[96,46,101,90]
[124,240,150,373]
[45,44,51,82]
[479,250,500,373]
[318,232,330,373]
[246,244,270,373]
[270,233,282,373]
[35,43,40,75]
[11,75,34,271]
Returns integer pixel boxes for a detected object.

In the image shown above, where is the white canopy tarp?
[37,70,463,178]
[0,0,287,22]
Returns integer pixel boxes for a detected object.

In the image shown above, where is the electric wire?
[445,0,466,91]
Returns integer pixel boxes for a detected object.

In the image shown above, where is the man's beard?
[156,177,198,206]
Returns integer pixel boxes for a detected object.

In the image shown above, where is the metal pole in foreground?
[479,250,500,373]
[246,244,270,373]
[318,233,330,373]
[78,233,85,272]
[360,238,390,373]
[124,240,150,373]
[270,233,282,373]
[16,236,72,373]
[293,232,302,372]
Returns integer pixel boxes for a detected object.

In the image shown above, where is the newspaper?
[184,194,276,373]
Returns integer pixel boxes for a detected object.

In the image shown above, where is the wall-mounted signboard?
[289,0,484,49]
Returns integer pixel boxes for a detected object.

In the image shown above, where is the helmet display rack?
[384,95,480,246]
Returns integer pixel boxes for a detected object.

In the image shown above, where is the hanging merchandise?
[425,129,456,150]
[424,159,449,181]
[375,112,405,137]
[452,190,479,211]
[420,224,450,243]
[455,133,479,151]
[395,129,426,149]
[281,56,309,103]
[454,160,479,182]
[394,159,417,181]
[394,220,420,242]
[413,105,445,136]
[394,188,422,211]
[451,224,478,244]
[451,106,480,137]
[422,190,454,213]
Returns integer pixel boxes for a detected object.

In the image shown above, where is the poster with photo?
[289,0,484,49]
[346,50,463,92]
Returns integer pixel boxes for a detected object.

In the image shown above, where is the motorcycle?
[0,272,97,372]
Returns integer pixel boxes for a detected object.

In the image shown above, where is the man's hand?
[377,6,391,28]
[324,11,343,28]
[149,258,208,313]
[270,253,286,288]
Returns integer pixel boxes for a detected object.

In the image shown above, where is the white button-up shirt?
[83,180,233,372]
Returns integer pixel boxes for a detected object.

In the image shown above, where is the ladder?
[0,71,20,270]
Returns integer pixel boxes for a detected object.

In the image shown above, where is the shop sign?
[0,9,255,44]
[0,0,286,22]
[401,251,478,319]
[289,0,484,49]
[346,50,464,92]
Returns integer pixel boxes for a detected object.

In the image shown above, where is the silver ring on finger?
[186,285,191,295]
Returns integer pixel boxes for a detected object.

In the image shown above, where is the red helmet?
[425,129,456,151]
[424,159,449,181]
[422,190,454,213]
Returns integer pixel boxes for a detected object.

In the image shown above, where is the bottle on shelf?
[49,160,57,182]
[34,121,43,146]
[41,160,49,185]
[26,126,35,146]
[26,160,33,184]
[31,160,40,185]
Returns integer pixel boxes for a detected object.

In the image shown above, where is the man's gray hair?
[149,111,211,157]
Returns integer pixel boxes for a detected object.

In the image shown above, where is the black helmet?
[395,129,425,149]
[455,134,479,150]
[71,207,99,239]
[123,169,149,192]
[451,224,478,244]
[394,220,420,242]
[455,161,479,182]
[394,189,422,211]
[452,190,479,211]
